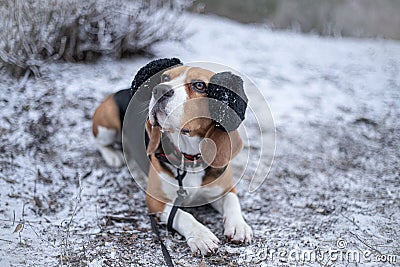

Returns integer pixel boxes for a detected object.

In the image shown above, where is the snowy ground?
[0,14,399,266]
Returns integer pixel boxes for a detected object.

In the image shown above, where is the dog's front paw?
[187,226,219,256]
[224,217,252,244]
[100,148,124,167]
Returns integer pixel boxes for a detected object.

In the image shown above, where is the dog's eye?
[181,128,191,135]
[161,74,170,82]
[191,81,206,92]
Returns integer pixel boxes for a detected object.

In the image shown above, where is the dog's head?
[133,59,248,168]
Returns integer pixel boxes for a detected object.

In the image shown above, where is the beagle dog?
[92,58,252,256]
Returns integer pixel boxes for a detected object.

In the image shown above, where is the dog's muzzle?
[151,84,174,125]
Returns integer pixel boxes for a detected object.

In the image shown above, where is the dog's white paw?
[100,147,124,167]
[224,217,252,244]
[187,226,219,256]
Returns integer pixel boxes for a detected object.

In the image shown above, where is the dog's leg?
[160,204,219,256]
[211,192,252,244]
[94,126,124,167]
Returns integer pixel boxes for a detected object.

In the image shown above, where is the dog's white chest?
[160,170,223,206]
[157,132,224,205]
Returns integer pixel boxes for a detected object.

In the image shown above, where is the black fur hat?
[207,72,248,132]
[131,57,182,95]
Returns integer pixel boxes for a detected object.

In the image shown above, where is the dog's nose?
[153,84,174,99]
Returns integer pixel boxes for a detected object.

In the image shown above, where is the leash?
[149,214,175,267]
[149,166,188,267]
[167,169,187,231]
[147,133,206,266]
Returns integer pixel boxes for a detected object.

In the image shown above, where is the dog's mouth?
[149,110,160,127]
[149,105,172,132]
[149,94,183,132]
[149,97,164,126]
[149,105,160,125]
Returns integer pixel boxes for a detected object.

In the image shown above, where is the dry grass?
[0,0,190,78]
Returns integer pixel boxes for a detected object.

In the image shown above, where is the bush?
[0,0,191,78]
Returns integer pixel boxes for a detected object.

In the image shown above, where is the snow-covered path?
[0,14,399,266]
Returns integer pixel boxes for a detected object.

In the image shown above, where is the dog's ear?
[207,72,248,132]
[145,120,161,155]
[200,126,243,168]
[131,58,182,95]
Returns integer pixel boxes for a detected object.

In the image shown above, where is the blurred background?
[194,0,400,39]
[1,0,399,78]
